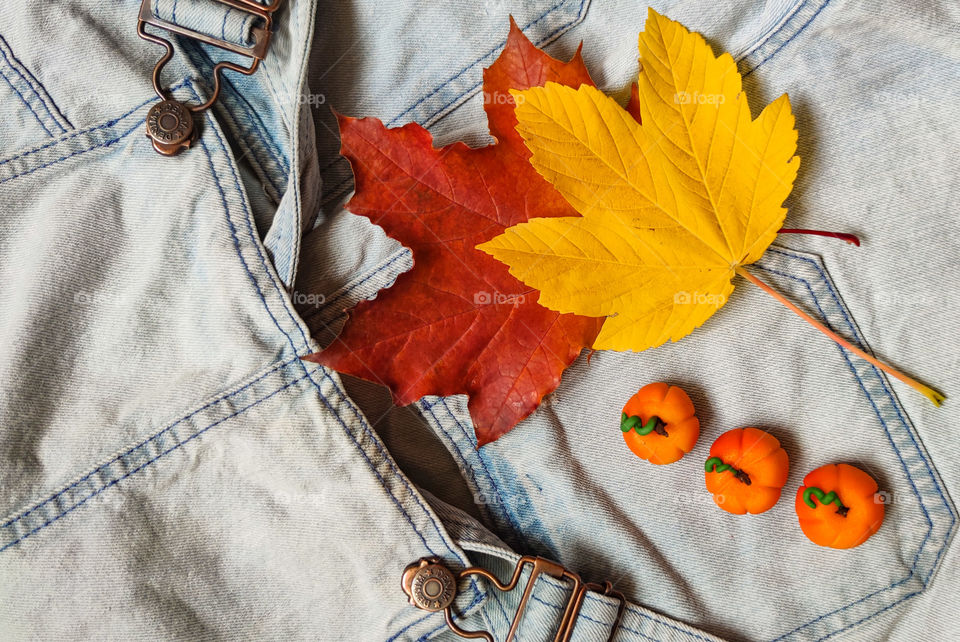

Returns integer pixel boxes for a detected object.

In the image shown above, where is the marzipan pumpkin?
[795,463,885,548]
[620,382,699,465]
[704,427,789,514]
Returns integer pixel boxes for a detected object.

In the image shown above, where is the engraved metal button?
[401,557,457,612]
[145,99,194,156]
[137,0,281,156]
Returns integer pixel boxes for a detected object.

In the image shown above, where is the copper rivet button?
[401,558,457,612]
[146,99,194,156]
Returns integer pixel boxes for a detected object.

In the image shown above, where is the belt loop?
[136,0,283,155]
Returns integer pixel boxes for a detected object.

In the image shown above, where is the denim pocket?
[416,246,956,641]
[0,33,73,154]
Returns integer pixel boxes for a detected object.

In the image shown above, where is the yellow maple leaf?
[478,8,943,405]
[478,8,799,351]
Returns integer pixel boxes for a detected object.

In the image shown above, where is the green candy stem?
[635,415,661,436]
[620,412,641,433]
[620,413,666,436]
[704,456,732,474]
[803,486,849,516]
[704,456,752,485]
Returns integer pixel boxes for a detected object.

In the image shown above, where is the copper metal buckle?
[402,556,626,642]
[136,0,282,155]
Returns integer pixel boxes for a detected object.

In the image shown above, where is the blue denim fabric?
[1,1,958,640]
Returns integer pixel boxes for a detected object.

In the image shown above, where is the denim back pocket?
[417,245,956,641]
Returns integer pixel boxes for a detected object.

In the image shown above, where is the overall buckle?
[136,0,282,155]
[402,556,626,642]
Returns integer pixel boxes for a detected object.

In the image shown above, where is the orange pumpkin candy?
[620,382,699,465]
[795,463,885,548]
[704,428,789,514]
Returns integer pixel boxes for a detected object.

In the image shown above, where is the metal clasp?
[136,0,282,155]
[402,556,625,642]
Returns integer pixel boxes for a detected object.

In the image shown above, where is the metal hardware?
[136,0,282,154]
[582,581,627,640]
[145,99,194,155]
[401,558,458,612]
[401,556,624,642]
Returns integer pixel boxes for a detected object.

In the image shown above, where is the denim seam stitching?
[422,399,507,524]
[318,0,588,207]
[0,354,300,530]
[0,80,189,169]
[742,0,832,78]
[416,402,521,639]
[768,251,950,515]
[767,248,952,520]
[387,0,586,127]
[180,32,300,287]
[303,248,410,321]
[0,33,69,134]
[193,43,290,171]
[186,84,309,349]
[0,366,314,554]
[207,124,469,555]
[272,0,313,287]
[197,128,443,556]
[0,33,72,130]
[200,111,476,567]
[733,0,805,63]
[0,99,447,567]
[749,264,933,639]
[408,0,589,130]
[184,43,289,179]
[0,64,53,137]
[756,253,952,639]
[812,588,922,642]
[756,264,937,539]
[436,398,531,551]
[418,401,495,525]
[179,39,292,281]
[530,594,658,642]
[0,117,144,185]
[221,7,233,40]
[754,251,955,640]
[387,589,485,642]
[211,120,491,629]
[420,247,951,641]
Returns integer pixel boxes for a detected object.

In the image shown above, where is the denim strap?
[462,552,725,642]
[425,497,724,642]
[150,0,268,48]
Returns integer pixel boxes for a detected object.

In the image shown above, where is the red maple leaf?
[304,20,603,445]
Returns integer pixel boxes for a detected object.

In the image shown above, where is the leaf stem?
[735,266,944,406]
[778,228,861,246]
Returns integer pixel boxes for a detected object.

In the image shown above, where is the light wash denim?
[1,0,958,640]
